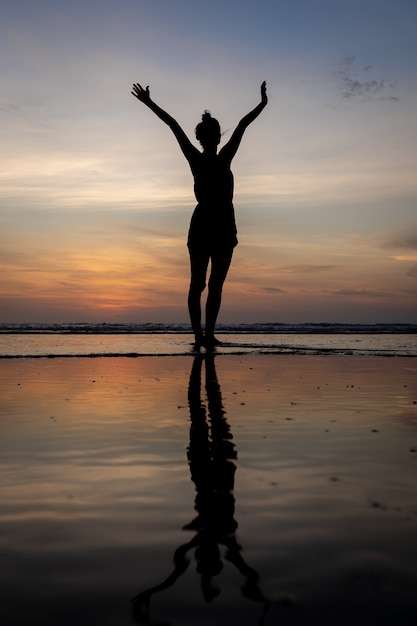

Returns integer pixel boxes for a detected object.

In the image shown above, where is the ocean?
[1,322,416,357]
[2,325,417,624]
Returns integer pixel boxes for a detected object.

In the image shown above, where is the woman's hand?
[261,81,267,105]
[131,83,151,104]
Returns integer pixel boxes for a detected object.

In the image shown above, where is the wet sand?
[1,354,417,625]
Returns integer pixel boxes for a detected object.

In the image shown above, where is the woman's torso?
[188,152,237,249]
[192,152,234,206]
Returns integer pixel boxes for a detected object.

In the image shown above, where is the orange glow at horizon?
[2,225,416,323]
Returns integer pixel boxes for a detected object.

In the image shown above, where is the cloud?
[260,286,286,294]
[325,289,390,298]
[280,265,336,273]
[407,265,417,278]
[382,234,417,263]
[382,234,417,250]
[336,54,399,102]
[0,102,22,115]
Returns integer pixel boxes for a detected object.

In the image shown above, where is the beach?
[1,353,417,625]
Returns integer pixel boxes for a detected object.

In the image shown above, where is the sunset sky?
[1,0,416,324]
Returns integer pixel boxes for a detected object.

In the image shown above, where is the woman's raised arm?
[220,81,268,163]
[131,83,198,162]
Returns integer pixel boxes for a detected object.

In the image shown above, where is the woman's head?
[195,111,221,149]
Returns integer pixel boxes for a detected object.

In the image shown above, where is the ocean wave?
[1,322,416,334]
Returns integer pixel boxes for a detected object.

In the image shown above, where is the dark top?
[187,151,238,251]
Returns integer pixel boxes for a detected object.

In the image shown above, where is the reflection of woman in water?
[131,82,268,348]
[131,354,266,623]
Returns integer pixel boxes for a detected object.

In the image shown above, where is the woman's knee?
[189,277,206,294]
[207,276,224,294]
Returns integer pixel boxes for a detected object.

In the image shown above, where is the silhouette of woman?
[131,81,268,347]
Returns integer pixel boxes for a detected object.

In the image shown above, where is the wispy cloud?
[0,102,22,116]
[259,286,286,294]
[280,265,336,274]
[382,233,417,263]
[336,54,399,102]
[382,234,417,250]
[325,288,391,298]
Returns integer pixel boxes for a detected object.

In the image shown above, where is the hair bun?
[195,111,221,144]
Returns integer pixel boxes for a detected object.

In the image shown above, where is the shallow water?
[1,332,417,356]
[1,355,417,625]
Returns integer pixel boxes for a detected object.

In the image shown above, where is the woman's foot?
[192,334,205,350]
[204,335,222,348]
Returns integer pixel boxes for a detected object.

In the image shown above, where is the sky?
[1,0,416,324]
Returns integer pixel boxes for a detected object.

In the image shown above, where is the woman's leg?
[188,246,210,343]
[205,247,234,344]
